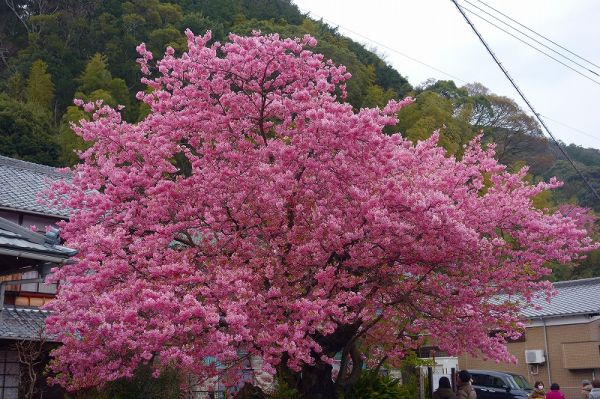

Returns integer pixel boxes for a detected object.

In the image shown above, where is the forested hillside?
[0,0,598,278]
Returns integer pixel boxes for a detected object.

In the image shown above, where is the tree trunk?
[289,322,362,399]
[298,362,337,399]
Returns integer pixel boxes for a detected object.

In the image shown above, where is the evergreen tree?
[58,53,136,165]
[76,54,114,96]
[7,72,26,102]
[0,94,60,166]
[74,53,134,119]
[57,105,89,166]
[26,60,55,112]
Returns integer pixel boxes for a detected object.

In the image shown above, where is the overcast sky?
[292,0,600,150]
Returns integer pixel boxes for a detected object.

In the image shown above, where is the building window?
[0,350,19,399]
[19,271,57,295]
[0,271,57,298]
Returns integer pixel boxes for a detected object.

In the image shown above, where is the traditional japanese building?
[0,155,73,399]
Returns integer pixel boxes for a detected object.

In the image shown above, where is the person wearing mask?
[588,380,600,399]
[530,381,545,399]
[434,376,457,399]
[456,370,477,399]
[546,383,566,399]
[583,380,594,399]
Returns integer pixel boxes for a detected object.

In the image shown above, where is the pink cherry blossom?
[46,31,595,396]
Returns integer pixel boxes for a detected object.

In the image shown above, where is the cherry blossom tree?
[46,31,594,398]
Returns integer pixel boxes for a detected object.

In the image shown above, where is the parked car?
[467,370,533,399]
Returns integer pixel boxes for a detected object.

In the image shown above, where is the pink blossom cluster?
[46,31,595,390]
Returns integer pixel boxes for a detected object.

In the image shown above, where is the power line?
[303,11,469,84]
[450,0,600,204]
[300,8,600,145]
[462,0,600,77]
[539,115,600,144]
[458,3,600,87]
[474,0,600,71]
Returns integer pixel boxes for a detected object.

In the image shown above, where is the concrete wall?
[459,317,600,399]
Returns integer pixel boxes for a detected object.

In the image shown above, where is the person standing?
[433,377,457,399]
[530,381,546,399]
[588,380,600,399]
[456,370,477,399]
[582,380,593,399]
[546,383,566,399]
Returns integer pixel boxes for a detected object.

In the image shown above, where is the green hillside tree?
[0,94,60,165]
[395,91,473,155]
[57,106,88,166]
[58,54,134,165]
[26,60,55,112]
[73,53,133,118]
[7,73,26,102]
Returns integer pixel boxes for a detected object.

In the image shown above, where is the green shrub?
[344,370,417,399]
[68,365,183,399]
[268,378,300,399]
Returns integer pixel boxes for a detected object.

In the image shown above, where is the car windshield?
[508,374,533,390]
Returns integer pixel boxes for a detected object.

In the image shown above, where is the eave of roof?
[0,217,76,263]
[0,206,67,220]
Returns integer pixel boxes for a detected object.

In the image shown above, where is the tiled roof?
[0,155,70,218]
[522,277,600,318]
[0,308,54,341]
